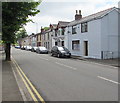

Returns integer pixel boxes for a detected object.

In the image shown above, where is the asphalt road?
[12,48,118,101]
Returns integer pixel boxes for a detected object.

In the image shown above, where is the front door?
[84,41,88,56]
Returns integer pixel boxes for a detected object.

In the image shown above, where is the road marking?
[55,62,77,70]
[12,60,38,101]
[12,57,45,103]
[97,76,120,85]
[10,63,27,101]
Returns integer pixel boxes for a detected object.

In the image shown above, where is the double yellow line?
[12,57,45,103]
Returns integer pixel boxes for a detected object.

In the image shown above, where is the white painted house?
[42,29,53,51]
[51,21,69,47]
[65,7,120,59]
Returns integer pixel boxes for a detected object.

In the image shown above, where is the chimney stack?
[76,10,78,14]
[75,10,82,20]
[41,26,44,33]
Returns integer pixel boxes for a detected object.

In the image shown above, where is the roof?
[68,7,119,26]
[50,24,57,29]
[58,21,70,27]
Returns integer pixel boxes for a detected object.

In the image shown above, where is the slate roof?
[58,21,70,27]
[51,24,57,29]
[68,7,119,26]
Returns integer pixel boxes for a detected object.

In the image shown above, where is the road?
[11,47,118,101]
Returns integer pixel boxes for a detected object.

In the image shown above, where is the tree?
[15,26,28,42]
[15,26,28,47]
[2,2,41,61]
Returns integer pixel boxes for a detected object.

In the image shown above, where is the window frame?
[72,25,77,34]
[72,40,80,50]
[81,22,88,33]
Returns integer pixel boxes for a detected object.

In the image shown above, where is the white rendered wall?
[101,10,119,59]
[66,19,101,59]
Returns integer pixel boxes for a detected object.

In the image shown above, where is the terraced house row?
[19,7,120,59]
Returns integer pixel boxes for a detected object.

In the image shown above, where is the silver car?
[36,46,48,54]
[31,46,38,52]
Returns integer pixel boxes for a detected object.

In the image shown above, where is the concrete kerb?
[71,55,119,68]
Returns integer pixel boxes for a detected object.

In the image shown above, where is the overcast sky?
[24,0,119,35]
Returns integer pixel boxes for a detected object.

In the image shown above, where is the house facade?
[31,33,37,47]
[65,7,120,59]
[36,32,42,46]
[42,29,53,51]
[51,21,69,47]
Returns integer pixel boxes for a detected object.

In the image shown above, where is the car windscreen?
[63,47,69,52]
[58,47,69,51]
[40,47,47,50]
[58,47,64,51]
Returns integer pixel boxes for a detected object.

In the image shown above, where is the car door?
[54,47,59,56]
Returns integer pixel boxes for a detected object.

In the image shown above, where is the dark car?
[51,46,71,58]
[36,46,48,54]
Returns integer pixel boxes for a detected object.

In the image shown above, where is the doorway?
[84,41,88,56]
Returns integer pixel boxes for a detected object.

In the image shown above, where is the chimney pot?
[79,10,81,15]
[76,10,78,14]
[75,10,82,20]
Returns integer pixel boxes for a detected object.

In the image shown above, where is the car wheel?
[51,53,53,56]
[57,53,60,58]
[68,55,71,58]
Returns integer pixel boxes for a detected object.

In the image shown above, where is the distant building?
[42,28,53,51]
[51,21,70,47]
[31,33,37,47]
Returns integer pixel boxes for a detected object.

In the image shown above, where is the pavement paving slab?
[0,51,2,103]
[2,53,23,102]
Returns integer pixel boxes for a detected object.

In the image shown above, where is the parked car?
[25,46,32,51]
[21,46,25,50]
[51,46,71,58]
[36,46,48,54]
[31,46,38,52]
[15,45,20,49]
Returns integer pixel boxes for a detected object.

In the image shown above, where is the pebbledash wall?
[65,8,120,59]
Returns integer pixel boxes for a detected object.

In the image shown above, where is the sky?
[24,0,119,35]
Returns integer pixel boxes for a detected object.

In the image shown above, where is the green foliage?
[43,27,50,31]
[2,2,41,44]
[15,26,28,42]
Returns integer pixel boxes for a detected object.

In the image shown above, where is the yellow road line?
[12,57,45,103]
[12,60,38,101]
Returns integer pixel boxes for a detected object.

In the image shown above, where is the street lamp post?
[35,22,38,34]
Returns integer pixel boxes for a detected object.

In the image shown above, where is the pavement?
[71,55,120,68]
[1,49,119,102]
[2,51,23,102]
